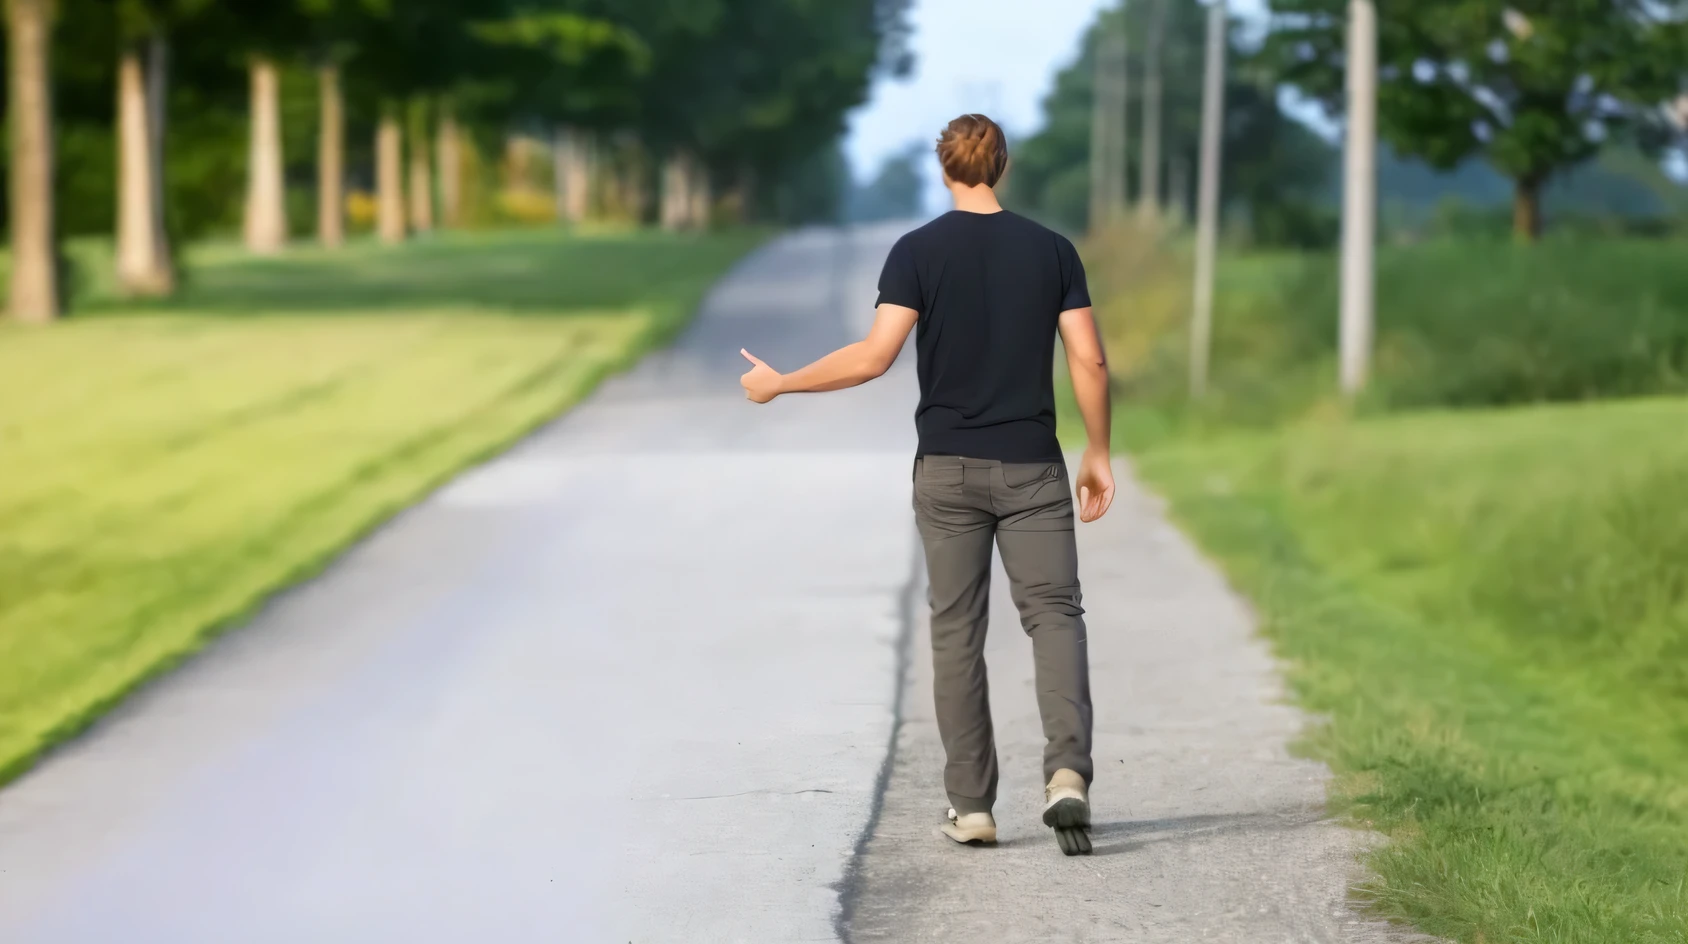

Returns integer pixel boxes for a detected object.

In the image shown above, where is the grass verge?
[1128,399,1688,943]
[0,227,765,785]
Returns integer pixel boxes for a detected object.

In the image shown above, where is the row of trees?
[1005,0,1333,241]
[1015,1,1688,246]
[4,0,914,322]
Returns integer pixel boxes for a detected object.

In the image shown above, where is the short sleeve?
[1058,237,1091,311]
[875,235,923,312]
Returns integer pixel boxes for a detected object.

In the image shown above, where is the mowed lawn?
[1132,398,1688,943]
[0,228,764,784]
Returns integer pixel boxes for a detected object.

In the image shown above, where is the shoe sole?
[1042,796,1090,829]
[1053,825,1093,856]
[1043,796,1092,856]
[939,824,998,846]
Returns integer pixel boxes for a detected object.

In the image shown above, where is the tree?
[375,105,405,241]
[470,6,651,226]
[8,0,60,321]
[622,0,912,228]
[112,0,177,294]
[300,0,384,250]
[1264,0,1688,241]
[406,97,434,231]
[1138,0,1167,222]
[1009,0,1333,237]
[438,101,464,227]
[242,53,287,252]
[317,57,345,246]
[216,1,315,255]
[1089,16,1128,231]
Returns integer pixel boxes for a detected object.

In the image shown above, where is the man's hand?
[740,349,783,404]
[1074,447,1116,523]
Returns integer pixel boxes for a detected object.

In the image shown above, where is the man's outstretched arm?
[1058,306,1117,522]
[740,303,918,403]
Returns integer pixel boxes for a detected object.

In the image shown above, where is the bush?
[1249,199,1339,250]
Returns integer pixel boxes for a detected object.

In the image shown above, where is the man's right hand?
[1074,447,1116,523]
[740,350,783,404]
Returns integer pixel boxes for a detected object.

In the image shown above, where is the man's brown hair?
[936,114,1009,188]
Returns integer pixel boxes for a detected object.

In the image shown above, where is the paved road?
[0,225,1413,943]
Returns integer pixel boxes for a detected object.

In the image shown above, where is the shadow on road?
[1085,808,1332,857]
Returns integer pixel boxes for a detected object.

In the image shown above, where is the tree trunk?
[661,151,689,230]
[721,163,754,224]
[1138,0,1166,223]
[550,127,567,224]
[1087,24,1129,233]
[437,107,461,228]
[243,56,287,254]
[1513,176,1543,242]
[1167,155,1188,226]
[625,150,649,225]
[583,135,603,222]
[145,33,172,279]
[116,44,171,295]
[503,133,533,194]
[376,113,405,244]
[6,0,58,322]
[555,127,590,226]
[406,99,433,233]
[316,63,344,247]
[688,157,711,230]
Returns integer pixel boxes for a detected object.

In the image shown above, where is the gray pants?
[912,455,1094,816]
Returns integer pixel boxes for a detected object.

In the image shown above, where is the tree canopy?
[19,0,912,240]
[1263,0,1688,238]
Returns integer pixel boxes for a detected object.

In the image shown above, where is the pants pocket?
[1000,462,1061,489]
[916,455,966,487]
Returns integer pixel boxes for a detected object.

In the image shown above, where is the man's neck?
[949,185,1003,215]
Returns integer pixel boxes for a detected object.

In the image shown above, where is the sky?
[843,0,1276,212]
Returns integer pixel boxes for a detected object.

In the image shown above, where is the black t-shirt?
[875,210,1091,463]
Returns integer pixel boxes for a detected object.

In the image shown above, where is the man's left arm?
[740,303,918,403]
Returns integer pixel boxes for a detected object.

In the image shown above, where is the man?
[738,114,1114,856]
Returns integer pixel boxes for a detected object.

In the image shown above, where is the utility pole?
[1339,0,1378,395]
[1138,0,1167,224]
[1189,0,1227,398]
[1088,14,1129,234]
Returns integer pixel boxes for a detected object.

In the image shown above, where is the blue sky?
[843,0,1282,211]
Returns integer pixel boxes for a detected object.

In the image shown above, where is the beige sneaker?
[939,808,998,846]
[1043,769,1092,856]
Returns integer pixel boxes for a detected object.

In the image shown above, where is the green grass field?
[1064,230,1688,942]
[0,228,764,784]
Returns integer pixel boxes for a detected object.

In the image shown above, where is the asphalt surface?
[0,224,1419,943]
